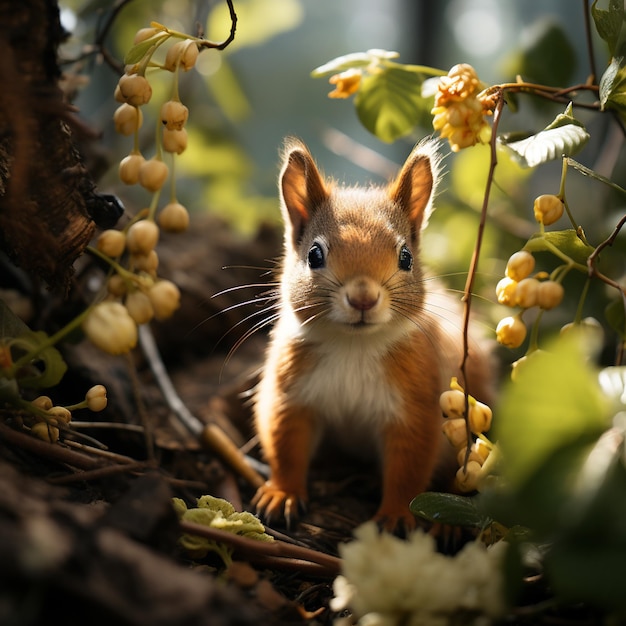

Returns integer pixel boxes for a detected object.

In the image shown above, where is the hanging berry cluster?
[82,24,208,355]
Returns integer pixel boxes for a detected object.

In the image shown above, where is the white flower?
[333,521,508,626]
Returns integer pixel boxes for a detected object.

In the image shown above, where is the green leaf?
[311,52,379,78]
[354,64,436,143]
[410,492,492,528]
[494,332,609,490]
[523,229,595,265]
[599,56,626,123]
[123,35,167,66]
[8,332,68,389]
[498,104,589,167]
[592,0,624,57]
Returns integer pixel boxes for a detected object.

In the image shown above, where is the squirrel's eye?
[398,244,413,271]
[308,242,325,269]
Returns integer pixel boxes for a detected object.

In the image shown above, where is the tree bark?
[0,0,98,292]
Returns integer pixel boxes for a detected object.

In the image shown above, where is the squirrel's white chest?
[292,337,402,429]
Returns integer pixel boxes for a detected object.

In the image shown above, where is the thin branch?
[459,95,505,462]
[583,0,598,82]
[179,520,341,576]
[199,0,238,50]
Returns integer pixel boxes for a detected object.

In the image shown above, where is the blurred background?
[58,0,624,367]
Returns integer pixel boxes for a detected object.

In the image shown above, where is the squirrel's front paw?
[252,481,306,528]
[373,505,418,536]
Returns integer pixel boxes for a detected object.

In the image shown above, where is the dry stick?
[137,325,265,489]
[460,96,505,462]
[0,421,104,470]
[179,520,341,577]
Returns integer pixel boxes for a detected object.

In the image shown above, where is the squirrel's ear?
[389,139,441,235]
[279,138,328,245]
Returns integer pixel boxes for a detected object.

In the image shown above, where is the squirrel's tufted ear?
[279,137,329,246]
[388,138,442,236]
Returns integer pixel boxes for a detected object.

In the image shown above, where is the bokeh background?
[59,0,624,368]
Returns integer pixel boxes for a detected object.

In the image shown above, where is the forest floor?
[0,214,605,626]
[0,214,386,626]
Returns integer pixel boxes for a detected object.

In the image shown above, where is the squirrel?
[251,137,493,532]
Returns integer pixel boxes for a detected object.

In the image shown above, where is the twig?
[47,460,150,484]
[582,0,597,83]
[138,324,265,489]
[179,520,341,576]
[0,421,104,470]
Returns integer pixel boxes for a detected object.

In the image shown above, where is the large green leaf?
[354,64,436,143]
[592,0,625,57]
[410,492,492,528]
[494,332,609,489]
[499,105,589,167]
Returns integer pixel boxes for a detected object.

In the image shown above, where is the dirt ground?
[0,214,389,626]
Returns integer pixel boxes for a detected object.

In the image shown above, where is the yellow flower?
[431,64,494,152]
[328,69,362,99]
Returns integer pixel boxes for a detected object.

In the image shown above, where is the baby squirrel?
[252,138,492,532]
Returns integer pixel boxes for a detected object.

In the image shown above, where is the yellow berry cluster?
[431,64,495,152]
[440,378,495,493]
[83,24,202,356]
[28,385,107,443]
[495,194,567,350]
[114,24,196,225]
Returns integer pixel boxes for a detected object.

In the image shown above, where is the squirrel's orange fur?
[252,138,492,532]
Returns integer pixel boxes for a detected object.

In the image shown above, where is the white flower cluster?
[331,522,507,626]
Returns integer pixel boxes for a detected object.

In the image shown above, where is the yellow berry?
[113,103,143,136]
[31,421,59,443]
[148,280,181,320]
[505,251,535,282]
[537,280,564,310]
[164,39,199,72]
[442,417,468,450]
[138,158,169,192]
[456,446,484,468]
[82,301,138,355]
[455,460,483,492]
[467,401,492,435]
[514,277,540,309]
[126,220,159,255]
[533,194,564,225]
[31,396,53,411]
[496,316,527,348]
[125,290,154,325]
[86,385,108,412]
[162,128,188,154]
[160,100,189,130]
[119,152,146,185]
[107,274,128,297]
[439,389,466,418]
[131,251,159,275]
[495,277,518,306]
[472,439,491,464]
[117,73,152,106]
[158,202,190,233]
[48,406,72,425]
[133,27,160,44]
[96,229,126,258]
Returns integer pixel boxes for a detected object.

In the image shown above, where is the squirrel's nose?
[346,277,380,311]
